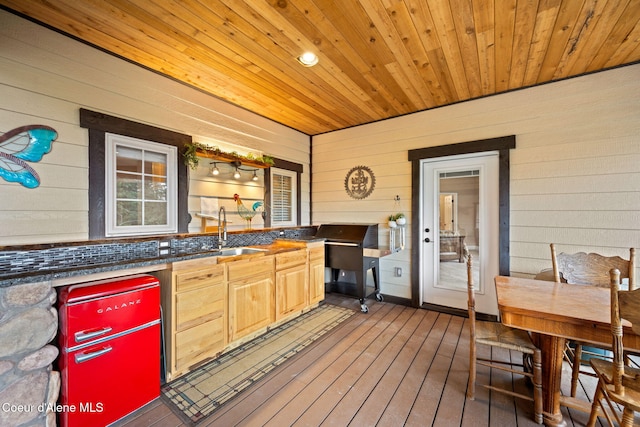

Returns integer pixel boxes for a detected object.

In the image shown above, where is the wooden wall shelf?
[198,149,271,169]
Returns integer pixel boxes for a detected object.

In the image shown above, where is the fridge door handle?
[75,346,112,364]
[74,327,113,343]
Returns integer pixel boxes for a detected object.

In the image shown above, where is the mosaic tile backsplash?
[0,227,317,281]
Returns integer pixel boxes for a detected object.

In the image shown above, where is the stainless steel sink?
[215,247,268,256]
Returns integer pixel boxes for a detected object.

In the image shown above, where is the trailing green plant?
[259,155,275,166]
[183,142,201,170]
[182,142,274,170]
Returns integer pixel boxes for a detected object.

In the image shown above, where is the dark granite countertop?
[0,237,325,288]
[1,251,211,287]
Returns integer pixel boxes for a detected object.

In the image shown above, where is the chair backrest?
[467,254,476,332]
[551,244,636,289]
[610,269,640,393]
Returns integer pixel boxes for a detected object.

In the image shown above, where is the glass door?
[421,153,499,316]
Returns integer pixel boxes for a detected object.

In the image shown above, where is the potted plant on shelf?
[182,142,275,170]
[388,214,398,228]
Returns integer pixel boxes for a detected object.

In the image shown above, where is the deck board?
[267,304,405,426]
[316,308,426,426]
[348,309,434,426]
[114,294,602,427]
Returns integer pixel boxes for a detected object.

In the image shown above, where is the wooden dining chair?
[466,254,543,424]
[550,244,636,397]
[587,268,640,427]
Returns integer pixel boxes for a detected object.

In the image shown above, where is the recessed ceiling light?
[297,52,318,67]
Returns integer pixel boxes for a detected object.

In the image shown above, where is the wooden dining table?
[495,275,640,427]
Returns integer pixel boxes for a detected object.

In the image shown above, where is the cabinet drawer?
[309,246,324,261]
[175,264,225,292]
[176,284,225,331]
[275,250,307,271]
[227,255,274,282]
[175,317,224,371]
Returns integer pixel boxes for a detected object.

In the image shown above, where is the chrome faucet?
[218,206,227,250]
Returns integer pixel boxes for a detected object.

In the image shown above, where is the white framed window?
[270,167,297,226]
[105,133,177,236]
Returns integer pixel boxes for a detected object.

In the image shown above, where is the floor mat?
[161,303,355,425]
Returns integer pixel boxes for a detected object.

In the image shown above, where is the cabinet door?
[309,246,325,305]
[228,256,274,342]
[229,274,273,342]
[275,264,307,321]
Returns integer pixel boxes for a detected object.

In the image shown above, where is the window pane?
[116,201,142,226]
[106,133,177,236]
[116,146,143,173]
[144,201,168,225]
[272,174,292,222]
[144,151,167,175]
[144,176,167,201]
[116,172,142,199]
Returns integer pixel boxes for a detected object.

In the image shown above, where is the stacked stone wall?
[0,281,59,427]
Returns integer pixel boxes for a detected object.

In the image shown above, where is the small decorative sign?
[0,125,57,188]
[344,165,375,199]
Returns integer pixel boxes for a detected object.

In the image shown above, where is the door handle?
[75,327,112,343]
[75,346,112,364]
[424,238,431,243]
[424,228,430,233]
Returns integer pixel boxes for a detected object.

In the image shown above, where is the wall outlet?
[394,267,402,277]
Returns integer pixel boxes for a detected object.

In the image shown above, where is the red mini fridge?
[58,274,161,427]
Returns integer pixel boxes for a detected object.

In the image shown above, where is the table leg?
[537,334,567,427]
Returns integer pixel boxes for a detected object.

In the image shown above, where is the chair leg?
[621,407,635,427]
[571,343,583,397]
[587,379,604,427]
[467,342,476,400]
[532,349,543,424]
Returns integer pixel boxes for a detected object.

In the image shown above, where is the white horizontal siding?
[0,11,309,245]
[314,64,640,298]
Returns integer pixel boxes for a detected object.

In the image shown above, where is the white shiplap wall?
[0,10,309,245]
[313,65,640,299]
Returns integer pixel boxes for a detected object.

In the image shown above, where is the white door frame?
[408,136,515,313]
[419,152,500,316]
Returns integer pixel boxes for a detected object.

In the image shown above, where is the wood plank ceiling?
[2,0,639,135]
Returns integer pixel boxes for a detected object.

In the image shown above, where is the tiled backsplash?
[0,227,317,282]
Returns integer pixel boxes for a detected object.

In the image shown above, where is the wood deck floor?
[115,294,603,427]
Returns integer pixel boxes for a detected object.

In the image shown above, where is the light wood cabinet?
[308,243,325,305]
[275,249,308,321]
[159,243,324,379]
[227,255,275,342]
[160,258,227,381]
